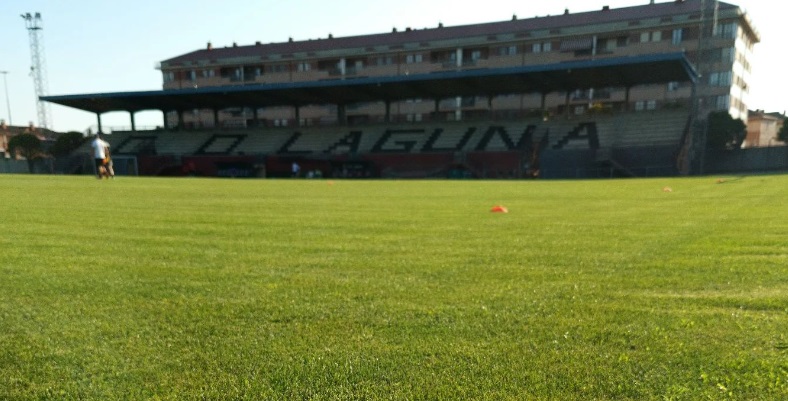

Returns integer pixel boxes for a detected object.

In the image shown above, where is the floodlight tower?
[21,12,51,130]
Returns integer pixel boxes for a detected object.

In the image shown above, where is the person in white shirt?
[90,133,111,179]
[291,161,300,177]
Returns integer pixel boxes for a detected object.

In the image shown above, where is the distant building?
[746,110,786,148]
[158,0,759,129]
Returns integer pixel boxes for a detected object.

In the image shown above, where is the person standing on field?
[90,132,111,179]
[291,161,301,177]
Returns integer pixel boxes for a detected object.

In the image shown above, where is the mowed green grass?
[1,174,786,400]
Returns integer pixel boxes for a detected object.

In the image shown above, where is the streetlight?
[0,71,11,126]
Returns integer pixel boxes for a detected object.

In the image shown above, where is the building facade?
[745,110,786,148]
[158,0,759,129]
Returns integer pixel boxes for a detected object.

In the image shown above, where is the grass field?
[1,174,786,400]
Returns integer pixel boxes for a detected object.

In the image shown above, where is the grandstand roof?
[42,52,697,115]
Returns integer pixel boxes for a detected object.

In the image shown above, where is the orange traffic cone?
[490,205,508,213]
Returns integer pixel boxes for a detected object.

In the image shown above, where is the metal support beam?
[129,111,136,131]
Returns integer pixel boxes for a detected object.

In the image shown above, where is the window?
[716,22,738,39]
[640,31,661,43]
[164,72,175,82]
[297,62,311,72]
[268,64,288,74]
[406,54,423,64]
[714,95,730,110]
[672,29,684,45]
[188,70,196,81]
[635,101,657,111]
[709,71,732,87]
[721,48,735,63]
[201,69,215,78]
[571,89,590,100]
[532,42,551,53]
[616,36,628,47]
[498,45,517,56]
[667,81,680,91]
[375,56,393,66]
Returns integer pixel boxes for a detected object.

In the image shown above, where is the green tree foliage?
[49,131,87,157]
[8,133,44,173]
[706,111,746,149]
[778,118,788,143]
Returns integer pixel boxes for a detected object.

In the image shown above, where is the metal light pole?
[21,12,50,129]
[0,71,11,125]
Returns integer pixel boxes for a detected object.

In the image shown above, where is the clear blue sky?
[0,0,782,133]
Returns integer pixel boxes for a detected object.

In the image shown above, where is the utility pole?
[21,12,51,130]
[0,71,11,125]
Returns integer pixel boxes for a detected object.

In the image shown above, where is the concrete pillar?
[129,111,136,132]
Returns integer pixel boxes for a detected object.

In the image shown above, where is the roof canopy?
[42,53,697,115]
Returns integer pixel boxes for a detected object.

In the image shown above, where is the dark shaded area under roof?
[41,53,697,116]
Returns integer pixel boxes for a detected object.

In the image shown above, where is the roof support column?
[488,96,494,120]
[564,91,571,118]
[96,113,103,134]
[624,86,632,112]
[162,111,169,130]
[384,100,391,123]
[178,110,185,130]
[213,109,220,129]
[252,107,259,127]
[434,99,440,121]
[129,111,136,132]
[294,105,301,127]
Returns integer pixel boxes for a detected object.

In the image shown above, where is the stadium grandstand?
[41,0,762,178]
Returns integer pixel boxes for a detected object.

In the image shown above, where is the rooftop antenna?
[21,12,51,130]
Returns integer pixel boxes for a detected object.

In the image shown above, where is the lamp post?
[0,71,11,126]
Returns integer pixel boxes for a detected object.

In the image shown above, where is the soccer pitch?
[1,175,786,400]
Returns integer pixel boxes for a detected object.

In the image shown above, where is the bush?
[8,133,44,173]
[49,131,87,157]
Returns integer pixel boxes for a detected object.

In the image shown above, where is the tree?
[705,111,746,150]
[8,134,44,173]
[778,118,788,144]
[49,131,87,157]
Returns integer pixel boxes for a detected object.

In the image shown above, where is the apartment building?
[745,110,786,148]
[157,0,758,129]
